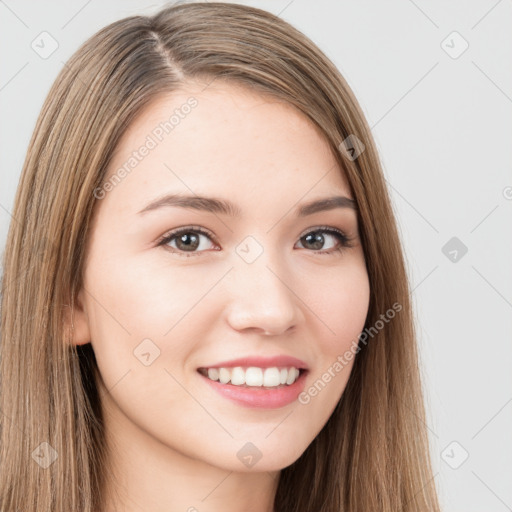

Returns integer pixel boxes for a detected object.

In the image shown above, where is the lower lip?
[198,370,308,409]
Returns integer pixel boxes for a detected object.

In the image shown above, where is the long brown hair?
[0,2,441,510]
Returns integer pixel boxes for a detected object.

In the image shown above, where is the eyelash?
[156,225,355,258]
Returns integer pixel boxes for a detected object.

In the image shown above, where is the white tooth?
[245,367,263,386]
[214,366,300,386]
[263,367,281,387]
[230,367,245,386]
[218,367,231,384]
[207,368,219,381]
[285,367,297,385]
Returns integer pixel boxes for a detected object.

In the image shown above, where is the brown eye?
[295,227,353,255]
[158,225,354,258]
[158,227,217,257]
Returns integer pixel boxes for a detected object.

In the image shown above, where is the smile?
[198,366,302,387]
[197,365,308,409]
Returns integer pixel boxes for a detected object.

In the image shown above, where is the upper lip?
[198,355,308,370]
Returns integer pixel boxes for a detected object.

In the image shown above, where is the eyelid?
[298,224,345,240]
[156,225,218,247]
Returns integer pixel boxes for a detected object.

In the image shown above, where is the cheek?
[291,269,369,445]
[305,260,370,350]
[85,249,212,335]
[83,250,221,381]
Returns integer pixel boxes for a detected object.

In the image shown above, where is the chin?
[234,442,309,473]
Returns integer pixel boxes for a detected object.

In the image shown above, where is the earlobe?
[65,290,91,346]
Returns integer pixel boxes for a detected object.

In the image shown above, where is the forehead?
[103,81,352,213]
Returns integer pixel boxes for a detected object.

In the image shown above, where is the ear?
[64,288,91,346]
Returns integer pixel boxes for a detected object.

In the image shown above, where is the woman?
[0,2,441,511]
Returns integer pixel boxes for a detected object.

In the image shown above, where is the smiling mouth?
[197,366,305,388]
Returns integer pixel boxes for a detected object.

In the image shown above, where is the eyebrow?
[137,193,357,217]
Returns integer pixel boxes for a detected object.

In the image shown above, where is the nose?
[223,251,302,336]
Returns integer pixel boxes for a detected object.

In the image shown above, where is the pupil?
[305,232,324,250]
[178,233,199,250]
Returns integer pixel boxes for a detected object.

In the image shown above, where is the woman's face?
[75,81,370,472]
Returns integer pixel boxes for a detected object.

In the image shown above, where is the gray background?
[1,1,511,510]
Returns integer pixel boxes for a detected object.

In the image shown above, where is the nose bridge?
[224,236,300,334]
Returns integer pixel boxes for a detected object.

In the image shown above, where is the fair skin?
[71,81,370,512]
